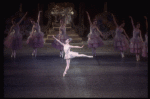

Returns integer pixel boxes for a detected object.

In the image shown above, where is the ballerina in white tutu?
[52,35,93,77]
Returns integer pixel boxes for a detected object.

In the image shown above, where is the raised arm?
[8,25,14,34]
[70,45,84,48]
[112,14,118,27]
[144,16,148,30]
[86,11,92,25]
[123,29,130,40]
[129,16,135,29]
[52,35,64,46]
[17,12,27,25]
[37,11,42,25]
[139,30,144,42]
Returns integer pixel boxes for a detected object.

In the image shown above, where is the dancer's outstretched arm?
[8,25,14,34]
[144,16,148,31]
[52,35,64,46]
[86,11,92,25]
[70,45,84,48]
[17,12,28,25]
[129,16,135,29]
[123,29,130,40]
[37,11,42,25]
[139,30,144,42]
[112,14,118,27]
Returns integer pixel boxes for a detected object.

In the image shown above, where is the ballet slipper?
[121,52,124,58]
[63,72,67,77]
[11,52,14,58]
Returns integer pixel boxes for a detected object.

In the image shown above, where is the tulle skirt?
[142,41,148,57]
[129,37,143,54]
[4,32,22,50]
[87,33,104,48]
[26,31,44,49]
[64,51,79,59]
[114,34,129,51]
[52,34,69,50]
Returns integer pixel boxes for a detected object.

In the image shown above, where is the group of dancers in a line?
[4,11,148,77]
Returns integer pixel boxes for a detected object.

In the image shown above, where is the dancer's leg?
[60,50,62,57]
[92,48,94,56]
[136,54,140,61]
[121,52,124,58]
[32,49,35,56]
[63,59,70,77]
[93,48,96,56]
[35,48,37,57]
[11,50,14,58]
[77,54,93,58]
[61,50,64,58]
[14,50,16,58]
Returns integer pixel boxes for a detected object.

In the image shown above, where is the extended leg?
[35,48,37,57]
[32,49,35,56]
[14,50,16,58]
[136,54,140,61]
[11,50,14,58]
[77,54,93,58]
[121,51,124,58]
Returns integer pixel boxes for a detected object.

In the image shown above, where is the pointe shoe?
[11,53,14,58]
[63,72,66,77]
[32,52,34,56]
[121,53,124,58]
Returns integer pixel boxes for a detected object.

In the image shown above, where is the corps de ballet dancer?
[86,11,104,56]
[26,11,44,57]
[52,35,93,77]
[4,12,28,58]
[142,16,148,57]
[129,16,143,61]
[112,14,130,58]
[52,16,69,58]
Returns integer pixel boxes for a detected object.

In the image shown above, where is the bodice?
[12,24,20,33]
[64,44,70,55]
[116,27,124,36]
[32,23,40,32]
[133,29,140,38]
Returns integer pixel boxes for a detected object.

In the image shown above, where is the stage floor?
[3,41,148,98]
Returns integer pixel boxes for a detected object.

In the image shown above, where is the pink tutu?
[27,31,44,49]
[4,32,22,50]
[64,51,79,59]
[87,33,104,48]
[142,42,148,57]
[114,34,129,51]
[129,37,143,54]
[52,34,69,50]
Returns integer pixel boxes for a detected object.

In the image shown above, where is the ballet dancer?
[52,16,69,58]
[52,35,93,77]
[4,12,27,58]
[112,14,129,58]
[142,16,148,57]
[129,16,143,61]
[26,11,44,57]
[86,11,104,56]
